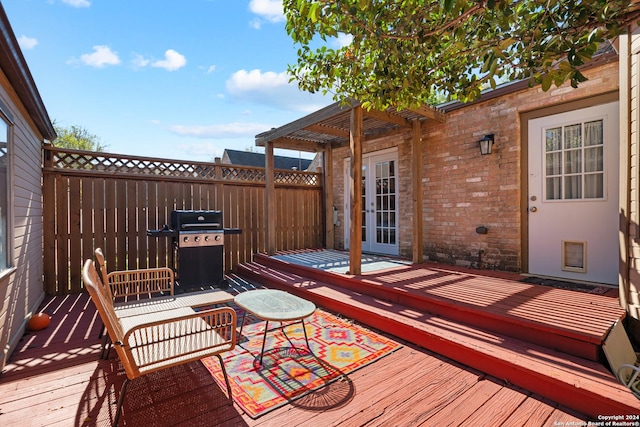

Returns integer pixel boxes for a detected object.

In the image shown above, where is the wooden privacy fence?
[43,146,324,295]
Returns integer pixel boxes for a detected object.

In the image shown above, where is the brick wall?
[332,60,619,273]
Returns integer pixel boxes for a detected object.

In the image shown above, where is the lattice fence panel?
[46,147,321,186]
[42,146,324,295]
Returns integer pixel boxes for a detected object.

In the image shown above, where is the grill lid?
[171,210,223,231]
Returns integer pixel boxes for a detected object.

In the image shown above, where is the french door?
[344,149,399,255]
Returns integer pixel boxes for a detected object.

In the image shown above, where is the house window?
[0,118,9,272]
[544,119,604,201]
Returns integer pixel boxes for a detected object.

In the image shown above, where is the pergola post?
[265,140,276,255]
[412,119,424,263]
[323,144,334,249]
[349,106,363,275]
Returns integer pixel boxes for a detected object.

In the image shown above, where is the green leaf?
[282,0,631,106]
[309,2,320,22]
[541,74,552,91]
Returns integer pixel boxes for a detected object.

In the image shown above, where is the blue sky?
[4,0,341,161]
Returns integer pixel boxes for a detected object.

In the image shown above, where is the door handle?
[530,206,537,212]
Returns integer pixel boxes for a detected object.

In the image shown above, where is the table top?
[234,289,316,321]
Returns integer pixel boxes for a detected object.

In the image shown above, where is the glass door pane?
[374,159,396,245]
[544,119,604,201]
[361,164,367,243]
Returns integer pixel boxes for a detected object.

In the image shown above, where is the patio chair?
[94,248,174,303]
[94,248,235,358]
[82,259,236,426]
[602,319,640,398]
[94,247,173,345]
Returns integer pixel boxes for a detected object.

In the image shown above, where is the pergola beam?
[363,108,413,128]
[265,141,276,255]
[349,106,363,275]
[412,119,424,263]
[409,105,447,122]
[323,144,334,249]
[266,136,325,152]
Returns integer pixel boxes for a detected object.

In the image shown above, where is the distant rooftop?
[221,149,312,171]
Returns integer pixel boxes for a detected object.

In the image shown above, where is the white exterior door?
[344,149,399,256]
[527,102,619,284]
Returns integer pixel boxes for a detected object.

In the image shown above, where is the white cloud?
[18,35,38,50]
[227,69,289,93]
[226,69,331,113]
[131,53,150,69]
[249,0,284,24]
[151,49,187,71]
[334,33,353,48]
[79,45,121,68]
[176,142,224,159]
[206,65,216,74]
[168,122,270,139]
[62,0,91,7]
[249,18,262,30]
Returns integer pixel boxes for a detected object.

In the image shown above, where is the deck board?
[0,291,596,427]
[499,395,559,427]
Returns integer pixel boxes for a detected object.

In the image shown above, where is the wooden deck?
[252,251,623,361]
[237,250,639,418]
[1,283,595,426]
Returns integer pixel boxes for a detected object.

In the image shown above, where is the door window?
[544,119,604,201]
[375,160,396,245]
[361,165,367,243]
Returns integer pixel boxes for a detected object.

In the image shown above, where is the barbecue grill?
[147,210,241,292]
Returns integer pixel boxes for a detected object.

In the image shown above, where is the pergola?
[255,101,446,274]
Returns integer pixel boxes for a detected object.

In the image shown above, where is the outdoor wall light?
[478,134,495,155]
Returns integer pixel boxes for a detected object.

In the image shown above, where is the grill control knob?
[183,236,189,243]
[215,235,221,241]
[204,235,210,242]
[194,236,200,242]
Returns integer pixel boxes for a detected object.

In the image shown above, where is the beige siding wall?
[0,67,45,370]
[622,28,640,320]
[332,61,618,272]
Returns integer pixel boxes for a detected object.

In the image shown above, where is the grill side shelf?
[147,229,178,238]
[223,228,242,235]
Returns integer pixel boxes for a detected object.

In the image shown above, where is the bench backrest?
[94,247,174,301]
[82,259,126,347]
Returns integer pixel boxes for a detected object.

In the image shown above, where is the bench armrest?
[618,363,640,388]
[117,307,236,377]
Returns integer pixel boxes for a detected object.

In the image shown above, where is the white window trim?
[0,105,14,273]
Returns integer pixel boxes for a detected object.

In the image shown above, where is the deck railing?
[42,146,323,295]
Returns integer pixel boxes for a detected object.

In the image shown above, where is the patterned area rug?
[201,307,401,419]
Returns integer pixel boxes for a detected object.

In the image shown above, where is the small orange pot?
[27,313,51,331]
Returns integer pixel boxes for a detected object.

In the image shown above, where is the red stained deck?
[0,250,637,425]
[1,291,592,427]
[237,250,639,418]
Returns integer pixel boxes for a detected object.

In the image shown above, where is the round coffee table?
[234,289,316,365]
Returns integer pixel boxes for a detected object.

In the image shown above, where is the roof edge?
[440,49,619,113]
